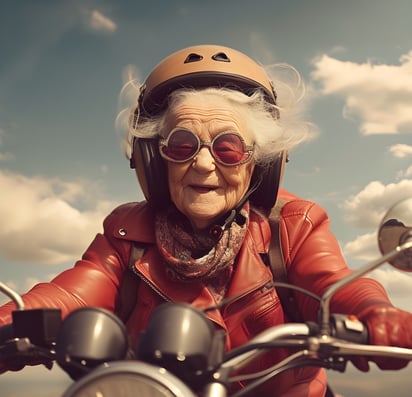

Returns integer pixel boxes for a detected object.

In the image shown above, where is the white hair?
[117,63,314,168]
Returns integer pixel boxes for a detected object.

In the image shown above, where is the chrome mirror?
[378,197,412,271]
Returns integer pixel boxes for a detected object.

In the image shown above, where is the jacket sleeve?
[0,208,131,326]
[281,199,392,322]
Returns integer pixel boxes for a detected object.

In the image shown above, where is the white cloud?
[343,231,379,261]
[0,170,115,265]
[389,143,412,158]
[311,51,412,134]
[89,10,117,33]
[405,165,412,177]
[396,165,412,179]
[343,179,412,228]
[368,268,412,312]
[342,179,412,265]
[329,45,347,55]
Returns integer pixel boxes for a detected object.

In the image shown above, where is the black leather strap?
[115,243,146,322]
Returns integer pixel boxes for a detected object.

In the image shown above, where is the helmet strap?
[209,174,263,240]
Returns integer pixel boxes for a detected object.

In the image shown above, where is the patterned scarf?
[155,204,249,300]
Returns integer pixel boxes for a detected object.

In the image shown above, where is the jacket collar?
[133,227,272,308]
[110,202,156,244]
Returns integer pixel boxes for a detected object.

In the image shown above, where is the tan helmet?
[137,44,277,118]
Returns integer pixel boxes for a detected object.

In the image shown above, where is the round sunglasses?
[158,128,255,166]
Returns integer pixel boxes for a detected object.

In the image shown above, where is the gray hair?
[118,64,314,168]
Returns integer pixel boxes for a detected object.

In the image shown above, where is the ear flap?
[249,151,286,213]
[131,138,171,209]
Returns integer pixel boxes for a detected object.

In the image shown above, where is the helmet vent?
[184,53,204,63]
[212,52,231,62]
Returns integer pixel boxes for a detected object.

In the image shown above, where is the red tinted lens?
[162,130,198,161]
[213,133,248,164]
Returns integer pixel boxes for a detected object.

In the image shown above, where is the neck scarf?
[155,205,249,289]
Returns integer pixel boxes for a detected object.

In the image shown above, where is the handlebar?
[221,321,412,371]
[214,320,412,397]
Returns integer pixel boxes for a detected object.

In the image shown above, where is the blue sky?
[1,0,412,395]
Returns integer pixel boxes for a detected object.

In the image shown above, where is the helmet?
[136,44,278,117]
[131,44,285,212]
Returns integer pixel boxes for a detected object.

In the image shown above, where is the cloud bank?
[343,179,412,229]
[0,170,115,265]
[311,51,412,134]
[390,143,412,158]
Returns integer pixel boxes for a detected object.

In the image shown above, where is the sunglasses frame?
[158,128,255,166]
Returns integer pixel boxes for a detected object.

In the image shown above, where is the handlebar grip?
[12,308,62,346]
[330,314,369,344]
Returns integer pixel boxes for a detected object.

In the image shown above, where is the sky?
[1,0,412,395]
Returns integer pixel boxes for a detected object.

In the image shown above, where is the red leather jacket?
[0,189,392,396]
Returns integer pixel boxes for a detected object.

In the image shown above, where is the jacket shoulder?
[279,191,332,262]
[278,189,329,227]
[277,190,332,267]
[103,201,156,243]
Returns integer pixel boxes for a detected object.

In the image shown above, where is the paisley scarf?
[155,205,249,300]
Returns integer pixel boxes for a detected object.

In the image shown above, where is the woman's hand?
[356,306,412,371]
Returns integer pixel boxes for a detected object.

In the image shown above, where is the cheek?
[223,163,255,196]
[242,163,255,187]
[167,163,187,202]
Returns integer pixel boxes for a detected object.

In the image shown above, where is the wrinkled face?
[163,95,255,230]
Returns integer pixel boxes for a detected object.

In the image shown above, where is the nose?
[192,146,216,171]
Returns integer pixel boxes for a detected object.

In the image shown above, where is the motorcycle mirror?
[378,197,412,271]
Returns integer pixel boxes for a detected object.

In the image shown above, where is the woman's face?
[163,95,255,230]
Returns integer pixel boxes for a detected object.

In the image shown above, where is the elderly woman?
[0,45,411,396]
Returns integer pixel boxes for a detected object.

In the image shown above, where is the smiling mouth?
[190,185,217,193]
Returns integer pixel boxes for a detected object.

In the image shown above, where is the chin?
[185,211,225,230]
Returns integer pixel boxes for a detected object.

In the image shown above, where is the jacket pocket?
[225,285,284,347]
[242,288,284,338]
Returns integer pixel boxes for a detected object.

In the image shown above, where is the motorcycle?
[1,198,412,397]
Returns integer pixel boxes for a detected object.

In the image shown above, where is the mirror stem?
[0,281,25,310]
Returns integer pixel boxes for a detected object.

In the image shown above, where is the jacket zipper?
[129,261,275,314]
[129,265,171,303]
[220,280,275,316]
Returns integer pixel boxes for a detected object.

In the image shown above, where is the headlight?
[62,361,196,397]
